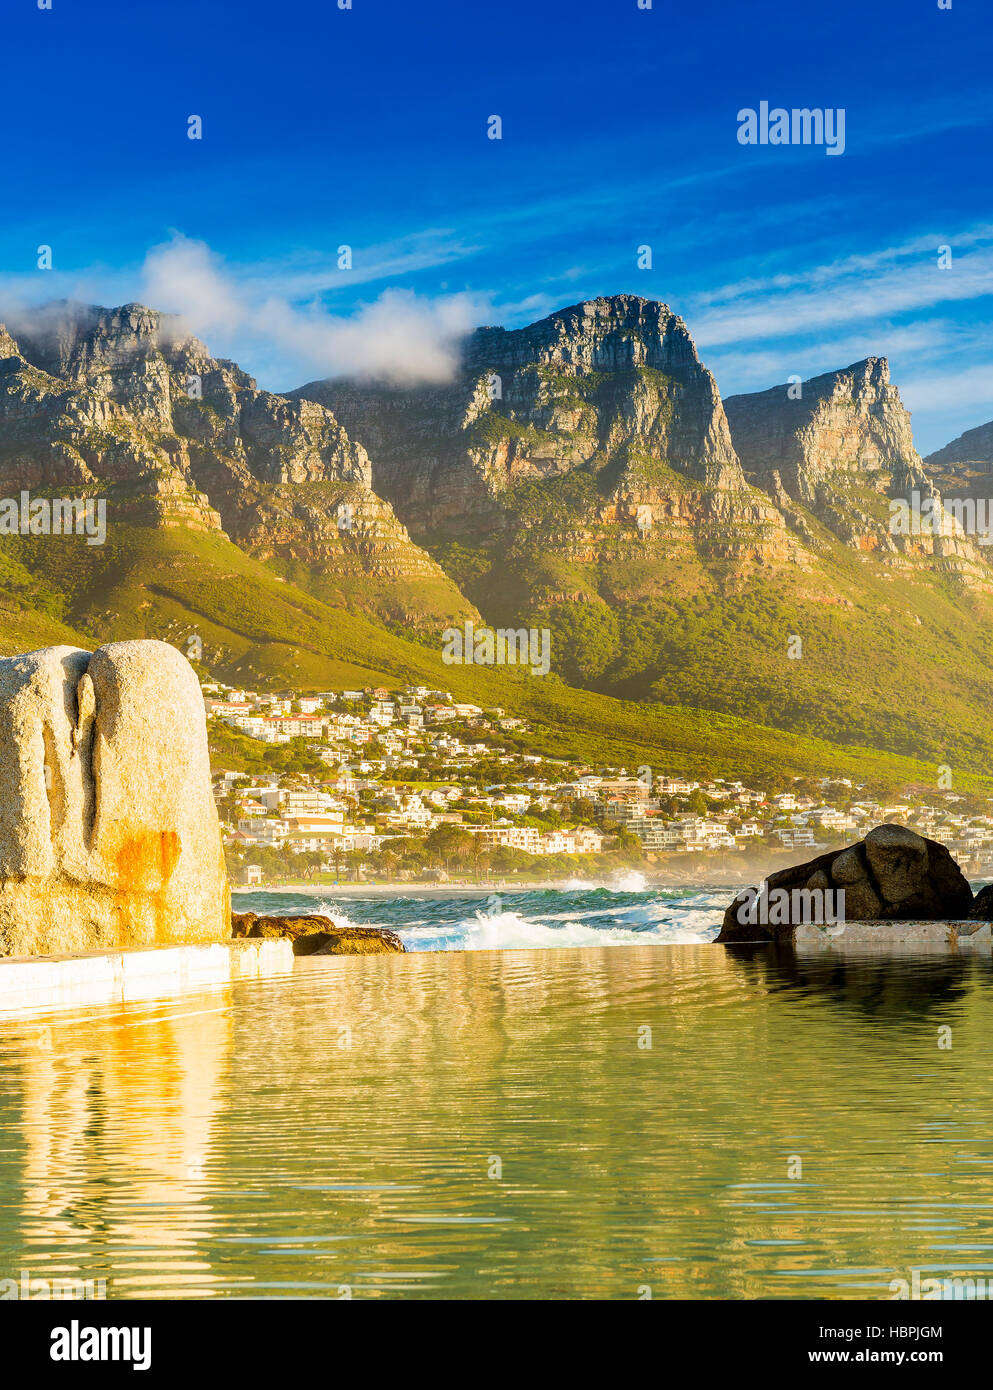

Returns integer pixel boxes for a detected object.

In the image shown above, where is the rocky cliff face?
[296,296,797,579]
[0,302,473,628]
[294,296,993,750]
[4,292,993,776]
[724,359,985,577]
[925,419,993,504]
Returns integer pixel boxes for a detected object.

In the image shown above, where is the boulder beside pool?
[969,884,993,921]
[0,640,230,956]
[717,824,974,944]
[231,912,406,955]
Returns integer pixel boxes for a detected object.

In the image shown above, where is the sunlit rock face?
[0,639,229,956]
[297,295,787,550]
[724,359,987,578]
[0,301,473,632]
[717,824,974,944]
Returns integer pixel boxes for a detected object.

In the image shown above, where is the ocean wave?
[611,870,648,892]
[234,884,727,951]
[447,908,711,951]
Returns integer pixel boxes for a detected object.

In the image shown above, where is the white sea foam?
[252,886,723,952]
[611,870,648,893]
[312,901,362,930]
[448,908,712,951]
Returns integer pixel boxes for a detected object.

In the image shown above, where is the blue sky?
[1,0,990,451]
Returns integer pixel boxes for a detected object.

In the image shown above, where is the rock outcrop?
[296,295,792,559]
[724,360,986,578]
[0,301,473,632]
[968,883,993,921]
[231,911,405,954]
[294,295,805,690]
[717,825,973,943]
[0,639,229,955]
[925,419,993,516]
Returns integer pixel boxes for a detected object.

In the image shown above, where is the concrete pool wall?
[0,938,294,1017]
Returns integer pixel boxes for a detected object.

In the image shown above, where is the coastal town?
[204,681,993,886]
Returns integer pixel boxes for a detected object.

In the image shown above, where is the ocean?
[233,875,728,950]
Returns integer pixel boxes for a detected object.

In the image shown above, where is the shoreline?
[234,880,612,897]
[231,878,736,898]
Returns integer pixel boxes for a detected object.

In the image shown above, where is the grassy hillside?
[426,491,993,777]
[1,521,985,794]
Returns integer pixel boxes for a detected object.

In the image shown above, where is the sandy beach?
[232,879,603,898]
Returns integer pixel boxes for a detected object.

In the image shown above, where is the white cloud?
[900,362,993,416]
[687,227,993,348]
[708,322,956,397]
[140,234,490,385]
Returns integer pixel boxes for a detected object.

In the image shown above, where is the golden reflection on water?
[2,944,993,1300]
[4,998,232,1294]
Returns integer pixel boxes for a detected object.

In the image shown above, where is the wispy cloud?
[139,235,489,385]
[901,362,993,416]
[710,322,960,396]
[688,226,993,348]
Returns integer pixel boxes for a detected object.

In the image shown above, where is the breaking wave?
[234,883,728,951]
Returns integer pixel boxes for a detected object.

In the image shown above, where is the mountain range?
[1,293,991,789]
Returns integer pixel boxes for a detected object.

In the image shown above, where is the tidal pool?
[1,944,992,1299]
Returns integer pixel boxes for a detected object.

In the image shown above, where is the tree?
[468,836,492,881]
[425,824,474,875]
[301,851,324,880]
[376,848,401,881]
[609,826,644,863]
[343,850,365,882]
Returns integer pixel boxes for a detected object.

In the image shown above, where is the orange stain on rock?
[113,828,182,894]
[110,827,183,945]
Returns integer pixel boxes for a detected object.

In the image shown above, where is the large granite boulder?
[231,911,406,955]
[717,824,973,943]
[0,641,230,955]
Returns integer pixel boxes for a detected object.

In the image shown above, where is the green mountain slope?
[3,295,992,793]
[0,301,474,635]
[0,521,982,792]
[298,300,993,779]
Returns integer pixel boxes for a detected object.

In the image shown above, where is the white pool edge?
[0,938,295,1017]
[793,920,993,951]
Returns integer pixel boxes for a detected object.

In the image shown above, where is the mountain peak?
[465,294,698,377]
[6,298,197,384]
[819,356,891,393]
[925,419,993,509]
[926,418,993,471]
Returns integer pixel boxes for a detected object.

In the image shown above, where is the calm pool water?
[2,944,993,1300]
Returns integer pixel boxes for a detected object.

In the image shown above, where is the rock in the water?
[231,912,406,955]
[863,824,929,903]
[0,640,229,956]
[717,824,973,943]
[969,884,993,921]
